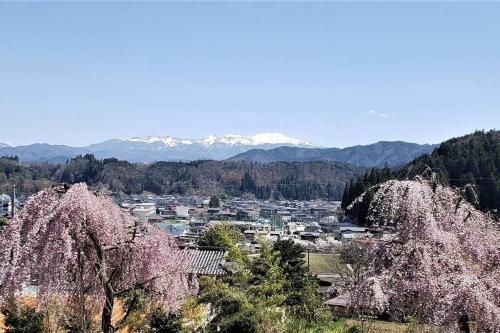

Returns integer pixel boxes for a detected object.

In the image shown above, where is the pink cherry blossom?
[354,179,500,331]
[0,183,197,333]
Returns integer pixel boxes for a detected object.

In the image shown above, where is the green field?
[305,252,339,275]
[290,318,442,333]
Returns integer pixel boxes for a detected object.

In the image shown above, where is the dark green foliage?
[343,130,500,224]
[197,278,257,333]
[341,164,393,210]
[2,300,44,333]
[229,141,436,167]
[239,172,273,200]
[0,156,56,194]
[198,224,243,261]
[272,239,323,320]
[218,312,257,333]
[208,195,220,208]
[198,243,289,332]
[198,240,327,332]
[148,307,181,333]
[0,156,365,201]
[399,130,500,215]
[240,171,257,193]
[277,175,326,201]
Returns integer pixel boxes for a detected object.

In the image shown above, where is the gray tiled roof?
[183,249,227,276]
[324,293,350,307]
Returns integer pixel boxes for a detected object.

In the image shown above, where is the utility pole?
[11,184,16,218]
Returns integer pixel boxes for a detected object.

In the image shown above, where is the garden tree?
[148,306,182,333]
[197,276,256,333]
[197,241,330,333]
[294,237,341,253]
[0,183,197,333]
[2,297,44,333]
[197,224,243,262]
[354,179,500,331]
[272,239,324,320]
[336,242,368,290]
[198,242,289,333]
[208,195,220,208]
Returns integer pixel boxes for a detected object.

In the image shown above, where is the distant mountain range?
[228,141,437,168]
[0,133,314,163]
[85,133,316,162]
[0,143,89,164]
[0,133,436,167]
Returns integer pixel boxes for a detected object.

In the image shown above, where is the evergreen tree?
[240,171,257,194]
[272,239,323,320]
[208,195,220,208]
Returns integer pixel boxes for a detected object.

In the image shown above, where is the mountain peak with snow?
[82,133,318,162]
[117,133,316,148]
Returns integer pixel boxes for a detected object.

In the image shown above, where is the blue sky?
[1,2,499,147]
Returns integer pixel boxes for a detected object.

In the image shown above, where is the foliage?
[197,243,289,333]
[179,297,211,332]
[0,156,55,194]
[0,183,196,333]
[272,239,325,321]
[341,164,393,210]
[400,130,500,215]
[277,175,327,201]
[344,130,500,223]
[198,224,243,262]
[197,240,328,333]
[197,276,256,332]
[337,242,368,289]
[208,195,220,208]
[1,298,44,333]
[148,306,182,333]
[0,155,365,201]
[354,179,500,331]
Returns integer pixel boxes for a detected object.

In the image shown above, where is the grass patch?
[305,252,339,275]
[294,318,443,333]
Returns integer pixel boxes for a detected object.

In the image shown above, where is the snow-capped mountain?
[84,133,316,162]
[0,133,437,167]
[0,143,10,148]
[115,133,315,148]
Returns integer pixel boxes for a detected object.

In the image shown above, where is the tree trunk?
[77,249,87,332]
[89,233,115,333]
[101,282,115,333]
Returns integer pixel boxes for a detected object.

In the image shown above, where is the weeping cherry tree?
[0,183,197,333]
[353,179,500,331]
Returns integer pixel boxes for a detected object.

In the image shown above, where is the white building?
[132,203,156,221]
[0,194,11,217]
[176,205,190,219]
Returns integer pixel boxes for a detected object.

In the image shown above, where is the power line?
[349,177,500,185]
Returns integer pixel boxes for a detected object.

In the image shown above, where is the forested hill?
[0,155,365,201]
[228,141,437,167]
[400,130,500,212]
[342,130,500,223]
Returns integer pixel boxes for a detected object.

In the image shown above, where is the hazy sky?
[1,2,499,147]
